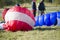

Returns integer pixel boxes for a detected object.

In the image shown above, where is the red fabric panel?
[3,20,33,32]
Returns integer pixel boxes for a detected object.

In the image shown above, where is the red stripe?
[7,6,35,22]
[3,20,33,31]
[2,8,9,20]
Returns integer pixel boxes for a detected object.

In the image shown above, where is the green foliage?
[54,0,60,4]
[0,0,32,8]
[0,0,3,8]
[14,0,32,4]
[0,0,15,8]
[44,0,60,4]
[0,0,60,8]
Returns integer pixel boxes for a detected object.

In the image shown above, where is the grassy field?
[0,27,60,40]
[0,3,60,40]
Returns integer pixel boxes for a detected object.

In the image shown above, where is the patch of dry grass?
[0,27,60,40]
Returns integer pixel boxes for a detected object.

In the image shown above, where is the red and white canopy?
[3,5,35,31]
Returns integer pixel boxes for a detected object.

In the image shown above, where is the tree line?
[45,0,60,4]
[0,0,32,8]
[0,0,60,8]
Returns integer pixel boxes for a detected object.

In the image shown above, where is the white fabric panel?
[5,12,35,27]
[57,18,60,26]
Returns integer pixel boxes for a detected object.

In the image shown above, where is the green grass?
[0,27,60,40]
[0,16,3,21]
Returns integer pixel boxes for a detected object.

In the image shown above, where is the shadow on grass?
[0,27,60,32]
[0,30,6,33]
[33,27,58,31]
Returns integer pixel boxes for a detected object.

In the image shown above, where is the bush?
[0,0,32,8]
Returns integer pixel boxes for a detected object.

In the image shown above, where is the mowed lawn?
[0,4,60,40]
[0,27,60,40]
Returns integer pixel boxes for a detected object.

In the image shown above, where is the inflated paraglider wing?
[3,4,35,31]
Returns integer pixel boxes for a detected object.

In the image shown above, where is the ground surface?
[0,27,60,40]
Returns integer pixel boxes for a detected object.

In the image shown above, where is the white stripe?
[0,23,4,29]
[5,12,35,27]
[57,18,60,26]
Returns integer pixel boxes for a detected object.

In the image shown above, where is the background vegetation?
[0,0,60,8]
